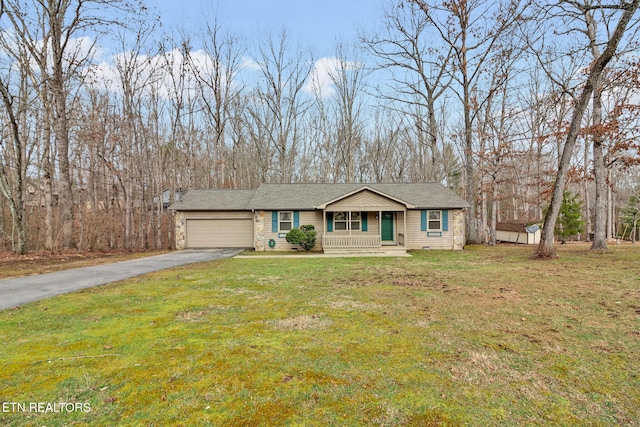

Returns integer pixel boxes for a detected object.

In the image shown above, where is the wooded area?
[1,0,639,254]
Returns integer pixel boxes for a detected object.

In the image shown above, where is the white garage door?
[186,218,253,248]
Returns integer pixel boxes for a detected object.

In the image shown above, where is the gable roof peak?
[315,185,416,209]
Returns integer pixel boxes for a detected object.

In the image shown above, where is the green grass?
[1,244,639,426]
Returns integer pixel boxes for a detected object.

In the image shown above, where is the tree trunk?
[591,132,608,250]
[585,9,608,251]
[490,175,498,246]
[0,77,27,254]
[583,140,591,241]
[537,0,639,257]
[463,53,481,244]
[49,0,75,249]
[607,169,614,239]
[42,98,55,250]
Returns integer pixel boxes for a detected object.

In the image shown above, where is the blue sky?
[154,0,379,56]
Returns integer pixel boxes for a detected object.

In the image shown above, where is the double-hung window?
[427,210,442,231]
[334,212,348,230]
[333,212,361,231]
[279,211,293,231]
[350,212,361,230]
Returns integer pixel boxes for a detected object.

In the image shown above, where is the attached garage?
[185,213,253,248]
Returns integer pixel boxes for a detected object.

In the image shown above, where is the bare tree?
[328,42,368,182]
[410,0,529,244]
[2,0,140,249]
[536,0,640,257]
[188,17,245,188]
[0,67,28,253]
[361,0,454,183]
[577,1,640,250]
[248,30,314,184]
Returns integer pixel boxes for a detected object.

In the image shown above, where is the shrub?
[285,225,317,251]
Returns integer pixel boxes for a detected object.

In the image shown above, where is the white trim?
[427,210,443,232]
[279,210,293,232]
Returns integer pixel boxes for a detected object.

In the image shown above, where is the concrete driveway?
[0,248,243,310]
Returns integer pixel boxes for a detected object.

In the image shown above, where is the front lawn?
[1,244,639,426]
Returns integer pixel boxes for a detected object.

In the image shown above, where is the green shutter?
[294,211,300,228]
[327,212,333,232]
[442,210,449,231]
[421,210,427,232]
[361,211,368,232]
[272,211,278,232]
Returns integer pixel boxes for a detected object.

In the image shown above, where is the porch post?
[323,210,326,248]
[403,209,407,248]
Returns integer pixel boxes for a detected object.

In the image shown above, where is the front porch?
[321,210,407,253]
[314,186,413,254]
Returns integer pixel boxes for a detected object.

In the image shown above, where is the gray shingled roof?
[169,183,470,211]
[169,189,255,211]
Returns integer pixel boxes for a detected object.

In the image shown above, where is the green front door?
[381,212,394,241]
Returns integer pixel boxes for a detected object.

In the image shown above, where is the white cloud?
[87,47,247,101]
[0,32,103,75]
[304,56,362,99]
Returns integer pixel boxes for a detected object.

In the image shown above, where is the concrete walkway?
[0,249,243,310]
[234,251,412,259]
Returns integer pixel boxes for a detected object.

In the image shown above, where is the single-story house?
[169,183,470,252]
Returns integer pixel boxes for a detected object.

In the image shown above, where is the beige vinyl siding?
[184,211,253,248]
[405,210,455,250]
[363,212,379,234]
[264,211,324,251]
[326,190,405,211]
[396,212,409,246]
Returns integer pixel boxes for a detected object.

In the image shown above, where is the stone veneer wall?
[254,210,265,251]
[453,209,465,250]
[175,212,186,250]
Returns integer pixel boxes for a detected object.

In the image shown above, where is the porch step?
[323,247,408,256]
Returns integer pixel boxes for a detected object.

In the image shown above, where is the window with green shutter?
[279,211,293,231]
[427,210,442,231]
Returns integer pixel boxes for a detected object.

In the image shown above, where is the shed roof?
[496,222,542,233]
[169,183,470,211]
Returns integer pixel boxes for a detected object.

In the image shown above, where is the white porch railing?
[322,234,381,249]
